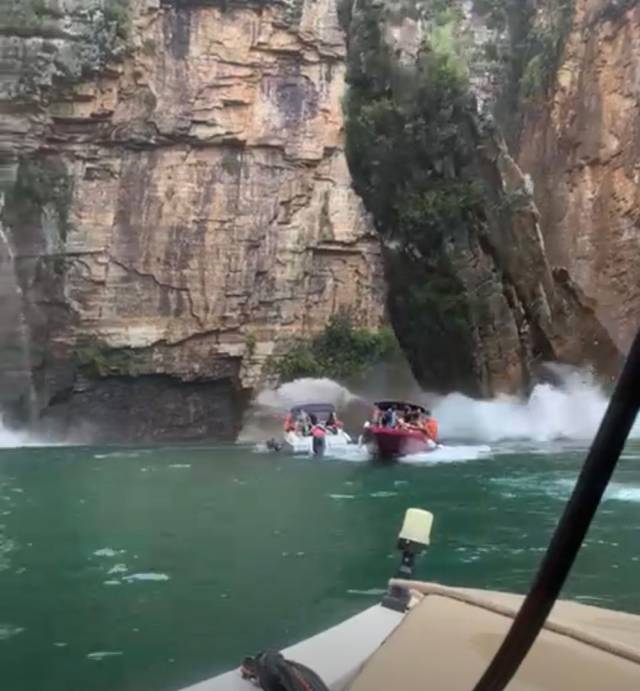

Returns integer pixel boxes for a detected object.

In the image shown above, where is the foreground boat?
[178,517,640,691]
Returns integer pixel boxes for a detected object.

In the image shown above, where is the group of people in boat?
[371,404,439,442]
[283,402,438,444]
[283,408,344,438]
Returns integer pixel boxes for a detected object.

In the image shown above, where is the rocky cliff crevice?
[342,0,621,397]
[0,0,385,440]
[518,0,640,353]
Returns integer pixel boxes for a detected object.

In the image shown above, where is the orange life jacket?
[424,419,438,441]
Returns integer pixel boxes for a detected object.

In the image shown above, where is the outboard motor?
[266,438,283,452]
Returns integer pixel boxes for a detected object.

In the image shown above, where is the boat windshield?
[289,403,336,419]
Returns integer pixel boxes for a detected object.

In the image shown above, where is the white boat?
[284,428,353,454]
[283,403,353,455]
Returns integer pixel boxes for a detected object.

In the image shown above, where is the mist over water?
[0,419,37,449]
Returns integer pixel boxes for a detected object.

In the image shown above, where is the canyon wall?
[0,0,385,440]
[342,0,622,397]
[0,0,635,439]
[518,0,640,353]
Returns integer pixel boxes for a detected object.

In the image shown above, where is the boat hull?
[367,426,435,460]
[284,429,352,455]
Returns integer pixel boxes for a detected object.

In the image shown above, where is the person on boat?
[296,409,311,436]
[400,410,422,433]
[326,411,342,434]
[423,410,439,442]
[284,412,295,433]
[309,414,326,456]
[371,405,381,425]
[381,407,396,428]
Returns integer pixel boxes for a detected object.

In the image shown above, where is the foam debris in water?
[328,494,356,500]
[0,624,24,640]
[369,491,398,498]
[87,651,123,660]
[347,588,386,596]
[93,548,125,558]
[606,485,640,503]
[168,464,191,469]
[107,564,127,575]
[123,572,170,582]
[400,445,492,464]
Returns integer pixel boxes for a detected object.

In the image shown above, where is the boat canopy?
[374,401,427,414]
[289,403,336,416]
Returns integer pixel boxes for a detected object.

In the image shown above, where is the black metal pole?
[472,330,640,691]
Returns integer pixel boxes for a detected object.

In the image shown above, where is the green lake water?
[0,442,639,691]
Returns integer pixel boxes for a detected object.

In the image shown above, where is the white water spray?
[0,224,38,444]
[434,365,639,443]
[239,378,360,443]
[243,364,639,447]
[254,377,358,410]
[0,419,37,448]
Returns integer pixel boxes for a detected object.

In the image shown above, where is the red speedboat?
[363,401,437,461]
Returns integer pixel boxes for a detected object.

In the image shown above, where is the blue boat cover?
[289,403,336,416]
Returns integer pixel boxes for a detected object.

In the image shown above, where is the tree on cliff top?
[273,314,396,383]
[342,0,484,393]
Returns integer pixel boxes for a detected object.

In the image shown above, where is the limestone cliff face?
[518,0,640,353]
[0,0,385,440]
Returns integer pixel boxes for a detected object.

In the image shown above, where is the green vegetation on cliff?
[518,0,574,99]
[3,157,72,245]
[273,314,396,383]
[342,0,483,391]
[75,337,147,378]
[344,1,480,241]
[2,0,132,101]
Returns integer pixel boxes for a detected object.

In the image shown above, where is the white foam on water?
[107,564,127,575]
[93,450,149,460]
[433,365,640,443]
[553,479,640,504]
[0,624,24,641]
[168,464,191,469]
[400,444,492,465]
[0,421,43,448]
[123,572,170,582]
[328,493,356,500]
[87,651,123,661]
[500,477,640,505]
[369,491,398,498]
[606,484,640,503]
[93,547,126,558]
[347,588,387,596]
